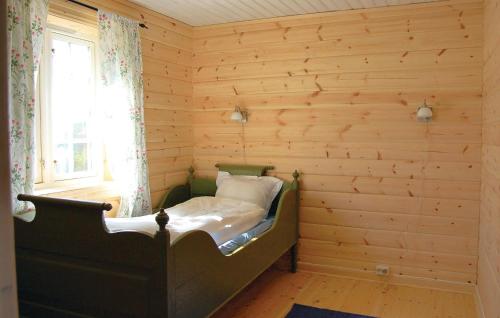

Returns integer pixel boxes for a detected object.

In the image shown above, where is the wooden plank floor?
[212,270,478,318]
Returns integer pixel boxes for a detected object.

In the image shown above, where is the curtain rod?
[67,0,149,29]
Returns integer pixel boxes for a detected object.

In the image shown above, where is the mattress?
[105,196,266,246]
[218,217,275,255]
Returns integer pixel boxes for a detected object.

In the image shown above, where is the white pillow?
[215,171,283,214]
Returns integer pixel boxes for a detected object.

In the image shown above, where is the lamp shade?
[230,110,243,122]
[416,104,433,122]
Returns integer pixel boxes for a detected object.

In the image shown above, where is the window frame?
[35,23,104,192]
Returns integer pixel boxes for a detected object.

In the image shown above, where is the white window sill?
[34,181,118,196]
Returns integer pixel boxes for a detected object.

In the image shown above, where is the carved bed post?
[291,170,300,273]
[154,208,174,317]
[187,166,195,199]
[155,208,170,233]
[188,166,195,184]
[292,170,299,190]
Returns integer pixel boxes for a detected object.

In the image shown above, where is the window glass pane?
[55,144,69,175]
[73,143,88,172]
[49,33,95,180]
[73,122,87,139]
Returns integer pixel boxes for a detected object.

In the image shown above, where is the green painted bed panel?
[215,164,274,176]
[172,187,298,318]
[191,178,217,197]
[158,184,190,210]
[152,165,299,317]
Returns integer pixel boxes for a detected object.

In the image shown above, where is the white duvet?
[105,196,266,246]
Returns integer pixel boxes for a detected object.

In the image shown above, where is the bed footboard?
[15,195,173,318]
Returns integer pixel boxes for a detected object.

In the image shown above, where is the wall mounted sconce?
[230,106,248,123]
[416,100,433,123]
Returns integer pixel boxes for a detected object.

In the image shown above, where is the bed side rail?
[171,170,300,318]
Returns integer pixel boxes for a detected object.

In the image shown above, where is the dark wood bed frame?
[14,164,299,317]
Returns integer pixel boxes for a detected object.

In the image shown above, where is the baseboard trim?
[299,262,476,294]
[474,285,486,318]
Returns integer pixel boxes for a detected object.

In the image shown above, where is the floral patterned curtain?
[7,0,49,214]
[98,10,152,217]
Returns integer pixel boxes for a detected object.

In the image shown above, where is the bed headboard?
[215,164,274,176]
[161,165,298,213]
[190,164,275,197]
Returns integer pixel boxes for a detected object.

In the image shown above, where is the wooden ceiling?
[129,0,440,26]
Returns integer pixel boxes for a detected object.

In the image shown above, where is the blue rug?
[286,304,377,318]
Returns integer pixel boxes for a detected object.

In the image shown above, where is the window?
[35,21,102,190]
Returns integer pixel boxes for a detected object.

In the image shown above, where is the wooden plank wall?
[192,0,483,287]
[45,0,194,212]
[479,0,500,315]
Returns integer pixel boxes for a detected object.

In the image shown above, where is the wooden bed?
[14,164,299,318]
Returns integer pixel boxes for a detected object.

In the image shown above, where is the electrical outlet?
[375,264,390,276]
